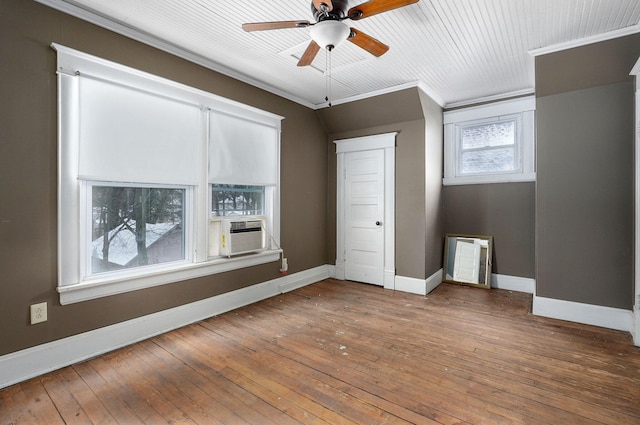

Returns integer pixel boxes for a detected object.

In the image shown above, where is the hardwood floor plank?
[145,332,297,424]
[188,322,418,425]
[2,279,639,425]
[17,378,66,424]
[199,319,453,425]
[0,382,41,425]
[51,366,117,425]
[281,297,639,422]
[135,337,250,425]
[165,326,349,424]
[214,305,531,425]
[72,360,147,424]
[97,348,200,425]
[40,370,93,424]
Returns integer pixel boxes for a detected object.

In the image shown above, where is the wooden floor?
[2,279,640,424]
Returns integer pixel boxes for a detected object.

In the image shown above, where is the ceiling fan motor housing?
[312,0,348,21]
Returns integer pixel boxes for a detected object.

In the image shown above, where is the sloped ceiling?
[38,0,640,109]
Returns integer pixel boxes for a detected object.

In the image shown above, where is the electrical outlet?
[30,302,47,325]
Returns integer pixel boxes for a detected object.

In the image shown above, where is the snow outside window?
[458,116,519,176]
[55,44,282,304]
[443,96,536,185]
[90,184,186,276]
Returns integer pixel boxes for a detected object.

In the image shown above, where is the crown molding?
[444,88,535,110]
[34,0,318,109]
[529,23,640,57]
[315,80,446,109]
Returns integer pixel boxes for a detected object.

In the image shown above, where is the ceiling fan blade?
[242,20,311,32]
[297,40,321,66]
[312,0,333,12]
[347,28,389,57]
[348,0,419,20]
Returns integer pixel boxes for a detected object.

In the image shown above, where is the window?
[55,44,283,304]
[90,184,186,275]
[211,185,265,217]
[444,96,535,185]
[458,116,519,175]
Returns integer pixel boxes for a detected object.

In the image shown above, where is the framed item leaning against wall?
[443,234,493,289]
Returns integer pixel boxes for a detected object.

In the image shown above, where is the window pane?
[461,120,516,149]
[211,184,265,217]
[461,147,516,175]
[91,186,185,274]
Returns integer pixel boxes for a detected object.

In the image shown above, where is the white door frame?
[334,133,396,289]
[632,58,640,346]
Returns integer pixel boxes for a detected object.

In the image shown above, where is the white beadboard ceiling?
[40,0,640,108]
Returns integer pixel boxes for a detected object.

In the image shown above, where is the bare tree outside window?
[211,185,265,217]
[91,186,185,274]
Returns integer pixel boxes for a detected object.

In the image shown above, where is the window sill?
[443,172,536,186]
[58,250,281,305]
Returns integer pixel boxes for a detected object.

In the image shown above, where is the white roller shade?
[77,76,202,185]
[209,111,279,186]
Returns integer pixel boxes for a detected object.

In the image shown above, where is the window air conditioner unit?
[220,216,266,257]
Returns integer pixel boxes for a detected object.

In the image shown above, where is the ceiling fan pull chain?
[325,46,332,107]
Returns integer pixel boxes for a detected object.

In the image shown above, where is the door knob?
[376,221,382,226]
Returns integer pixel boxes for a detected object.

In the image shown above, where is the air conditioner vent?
[220,216,266,257]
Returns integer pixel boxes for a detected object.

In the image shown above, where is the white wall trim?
[426,269,444,294]
[443,173,536,186]
[0,265,329,390]
[395,275,427,295]
[324,80,446,109]
[334,133,396,289]
[395,272,534,297]
[384,269,396,290]
[529,23,640,57]
[632,58,640,346]
[395,269,443,296]
[36,2,449,110]
[443,96,536,124]
[444,88,535,110]
[532,296,634,333]
[35,0,318,109]
[443,96,536,186]
[635,304,640,346]
[327,264,337,279]
[491,274,535,293]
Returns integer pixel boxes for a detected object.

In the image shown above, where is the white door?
[344,149,385,285]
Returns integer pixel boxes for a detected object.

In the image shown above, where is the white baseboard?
[395,275,426,295]
[394,272,533,297]
[426,269,444,294]
[0,265,330,390]
[533,296,634,332]
[491,274,535,293]
[327,264,336,279]
[634,305,640,346]
[395,269,443,296]
[384,269,395,290]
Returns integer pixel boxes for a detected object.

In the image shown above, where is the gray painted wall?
[317,88,444,280]
[0,0,328,356]
[420,92,445,276]
[535,33,638,309]
[443,183,535,278]
[536,83,634,308]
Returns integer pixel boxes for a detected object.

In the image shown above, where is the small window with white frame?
[444,96,535,185]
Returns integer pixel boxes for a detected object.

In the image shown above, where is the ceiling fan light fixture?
[309,20,350,49]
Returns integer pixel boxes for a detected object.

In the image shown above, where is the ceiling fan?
[242,0,420,67]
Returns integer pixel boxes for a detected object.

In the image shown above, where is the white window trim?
[443,96,536,186]
[80,181,196,281]
[54,43,282,305]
